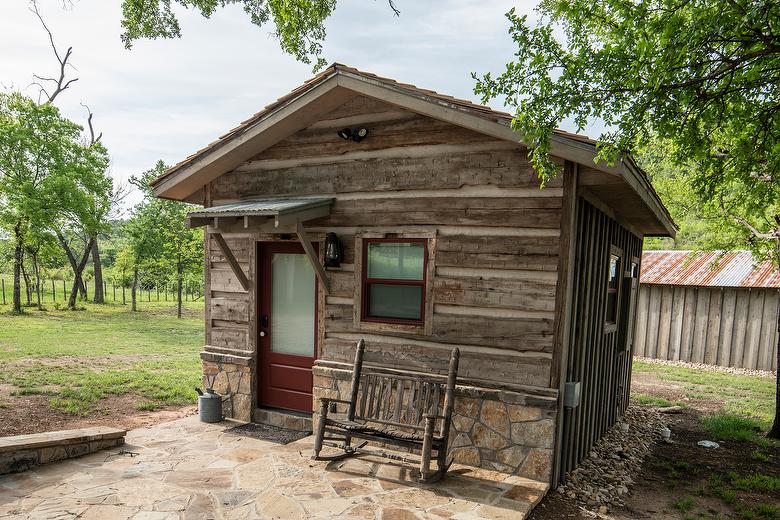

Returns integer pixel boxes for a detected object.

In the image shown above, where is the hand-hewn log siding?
[206,234,255,354]
[203,98,563,389]
[635,285,779,371]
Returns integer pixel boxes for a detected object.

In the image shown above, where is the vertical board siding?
[560,198,642,479]
[634,285,779,371]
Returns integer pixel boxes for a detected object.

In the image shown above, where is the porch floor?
[0,415,548,519]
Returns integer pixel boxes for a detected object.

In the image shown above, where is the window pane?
[367,242,425,280]
[271,253,315,356]
[368,284,422,320]
[608,254,620,289]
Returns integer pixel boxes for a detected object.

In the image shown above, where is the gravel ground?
[634,356,776,378]
[555,406,666,516]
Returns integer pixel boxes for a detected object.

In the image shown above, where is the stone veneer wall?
[0,427,125,475]
[312,364,558,483]
[201,351,254,423]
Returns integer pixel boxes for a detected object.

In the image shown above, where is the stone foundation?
[312,364,558,483]
[0,427,125,475]
[201,350,254,422]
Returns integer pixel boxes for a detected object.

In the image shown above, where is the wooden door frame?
[256,240,319,412]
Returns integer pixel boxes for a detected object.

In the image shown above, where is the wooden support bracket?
[296,221,331,295]
[212,232,250,291]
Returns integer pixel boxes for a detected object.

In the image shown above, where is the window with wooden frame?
[361,239,428,325]
[605,245,623,332]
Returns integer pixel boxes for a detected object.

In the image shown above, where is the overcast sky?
[1,0,565,209]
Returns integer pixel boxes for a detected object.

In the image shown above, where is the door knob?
[259,331,266,337]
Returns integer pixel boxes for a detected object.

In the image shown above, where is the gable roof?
[151,63,675,236]
[641,250,780,288]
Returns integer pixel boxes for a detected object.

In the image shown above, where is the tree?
[0,93,108,312]
[119,0,400,69]
[30,1,116,307]
[474,0,780,437]
[128,161,203,318]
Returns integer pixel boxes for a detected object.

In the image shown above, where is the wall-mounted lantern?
[337,127,369,142]
[324,232,344,268]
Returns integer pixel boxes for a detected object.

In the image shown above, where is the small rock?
[697,440,720,449]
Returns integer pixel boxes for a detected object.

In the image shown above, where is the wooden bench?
[312,339,460,483]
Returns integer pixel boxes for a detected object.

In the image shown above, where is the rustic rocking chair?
[312,339,460,483]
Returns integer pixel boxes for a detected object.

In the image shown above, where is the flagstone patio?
[0,415,548,519]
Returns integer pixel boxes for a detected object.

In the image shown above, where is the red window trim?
[361,238,428,326]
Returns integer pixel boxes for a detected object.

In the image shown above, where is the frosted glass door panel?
[271,253,315,356]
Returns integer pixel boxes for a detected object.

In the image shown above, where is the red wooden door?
[258,242,318,413]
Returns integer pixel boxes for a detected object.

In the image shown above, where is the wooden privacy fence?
[634,284,779,371]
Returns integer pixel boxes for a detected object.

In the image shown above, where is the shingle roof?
[641,250,780,289]
[150,62,598,188]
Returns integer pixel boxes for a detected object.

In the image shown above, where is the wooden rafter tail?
[211,232,250,291]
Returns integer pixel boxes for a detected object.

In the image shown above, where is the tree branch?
[81,103,102,144]
[30,0,78,104]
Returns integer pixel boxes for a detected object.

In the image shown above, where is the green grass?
[728,472,780,493]
[631,392,687,408]
[702,414,768,445]
[672,496,696,512]
[632,360,776,428]
[0,300,204,415]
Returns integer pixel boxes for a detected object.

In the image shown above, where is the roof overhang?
[155,65,676,237]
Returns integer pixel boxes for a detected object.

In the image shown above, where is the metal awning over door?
[187,198,334,294]
[187,198,333,231]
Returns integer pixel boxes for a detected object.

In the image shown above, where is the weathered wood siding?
[634,285,779,371]
[206,233,255,356]
[559,197,643,478]
[205,95,564,390]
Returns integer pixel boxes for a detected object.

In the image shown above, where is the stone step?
[254,408,312,433]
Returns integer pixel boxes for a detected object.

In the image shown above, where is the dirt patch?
[529,409,780,520]
[632,370,725,417]
[0,392,196,437]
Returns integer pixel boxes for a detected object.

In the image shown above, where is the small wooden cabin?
[151,64,675,485]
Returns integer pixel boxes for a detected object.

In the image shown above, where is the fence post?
[51,279,55,302]
[122,285,126,305]
[1,279,5,305]
[63,280,66,299]
[104,281,107,300]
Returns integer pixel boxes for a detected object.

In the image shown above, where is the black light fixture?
[324,232,344,268]
[337,127,369,143]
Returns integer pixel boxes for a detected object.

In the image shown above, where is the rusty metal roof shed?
[641,250,780,289]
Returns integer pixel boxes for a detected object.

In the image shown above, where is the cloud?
[1,0,594,208]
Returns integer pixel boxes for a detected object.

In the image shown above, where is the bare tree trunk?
[30,249,42,310]
[20,262,31,306]
[56,231,87,299]
[67,238,94,309]
[91,238,104,303]
[131,267,138,312]
[12,222,23,313]
[177,262,183,319]
[768,236,780,440]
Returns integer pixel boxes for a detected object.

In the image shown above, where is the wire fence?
[0,278,204,306]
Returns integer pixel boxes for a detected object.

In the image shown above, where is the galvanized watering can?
[195,388,223,423]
